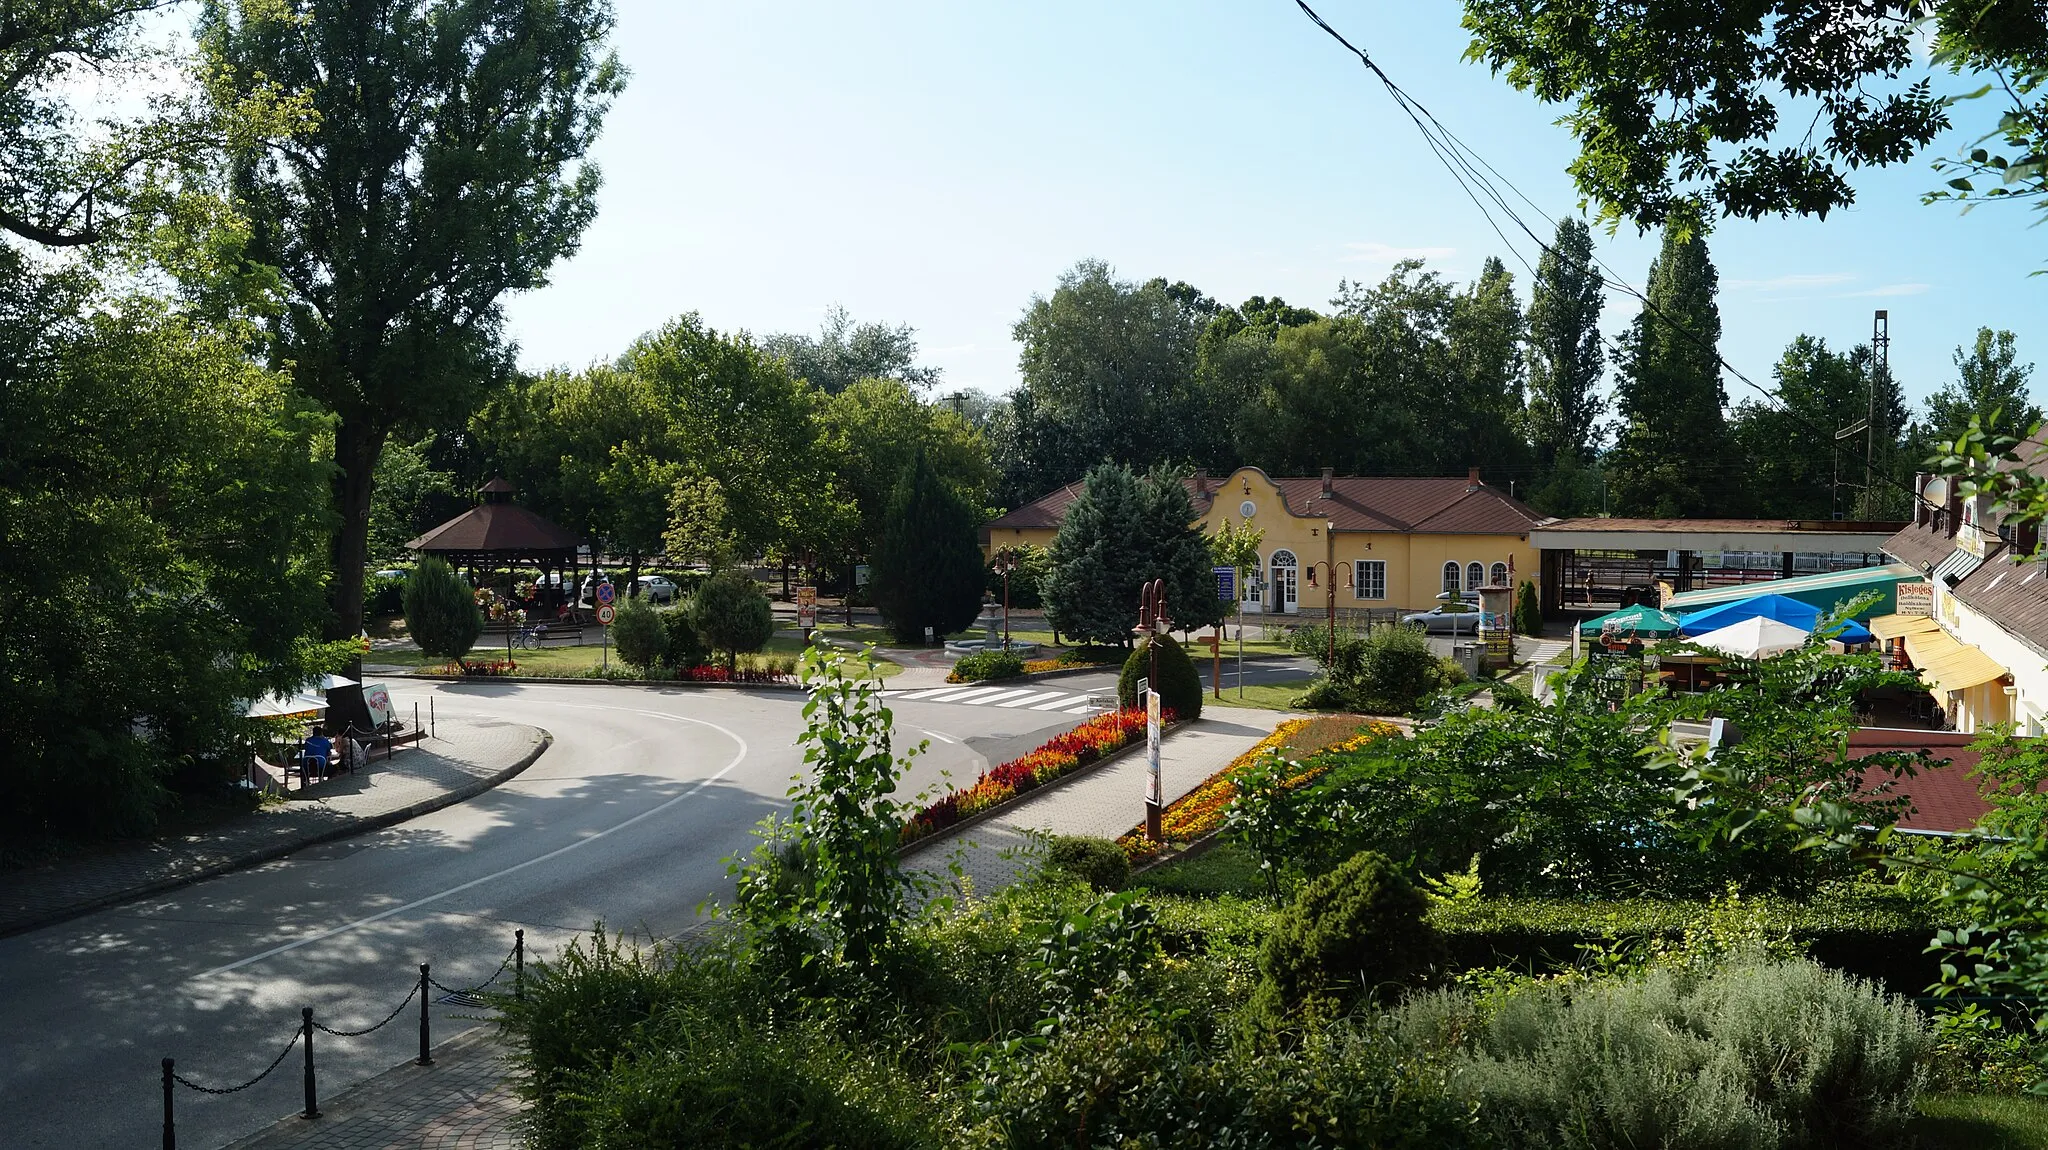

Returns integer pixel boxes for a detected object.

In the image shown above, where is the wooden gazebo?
[406,478,588,617]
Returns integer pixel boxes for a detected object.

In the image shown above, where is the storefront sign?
[1896,581,1933,616]
[796,585,817,629]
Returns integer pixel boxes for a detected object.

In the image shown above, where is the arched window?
[1271,549,1297,568]
[1442,561,1461,593]
[1467,562,1485,590]
[1490,562,1509,587]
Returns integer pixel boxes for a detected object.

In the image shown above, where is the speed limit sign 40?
[596,604,617,625]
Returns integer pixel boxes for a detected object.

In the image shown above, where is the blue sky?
[502,1,2043,417]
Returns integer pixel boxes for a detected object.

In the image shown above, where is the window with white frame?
[1467,561,1485,590]
[1355,560,1386,600]
[1490,562,1509,587]
[1441,561,1461,593]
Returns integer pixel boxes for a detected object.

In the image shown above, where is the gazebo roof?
[406,478,582,558]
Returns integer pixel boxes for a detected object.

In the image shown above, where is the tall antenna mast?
[1870,310,1888,511]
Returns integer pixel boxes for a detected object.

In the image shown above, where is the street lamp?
[1302,560,1356,671]
[992,547,1020,650]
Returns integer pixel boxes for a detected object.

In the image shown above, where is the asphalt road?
[0,680,1096,1150]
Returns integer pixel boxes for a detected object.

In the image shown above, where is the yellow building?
[984,466,1543,616]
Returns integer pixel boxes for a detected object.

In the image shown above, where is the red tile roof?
[407,501,584,554]
[1849,728,1985,833]
[990,472,1542,537]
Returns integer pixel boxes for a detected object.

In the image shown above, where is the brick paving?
[0,714,549,939]
[220,1026,526,1150]
[904,705,1289,894]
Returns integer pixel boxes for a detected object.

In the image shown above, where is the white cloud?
[1340,241,1456,264]
[1843,282,1930,297]
[1725,272,1855,291]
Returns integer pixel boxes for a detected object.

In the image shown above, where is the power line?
[1291,0,1929,515]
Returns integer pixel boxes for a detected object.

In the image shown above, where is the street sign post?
[596,582,614,671]
[796,585,817,641]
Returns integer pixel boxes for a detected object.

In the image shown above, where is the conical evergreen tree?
[1608,219,1737,516]
[1139,467,1227,635]
[869,448,986,644]
[1044,463,1151,646]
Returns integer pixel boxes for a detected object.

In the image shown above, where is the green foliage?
[689,568,773,672]
[1043,462,1148,645]
[202,0,623,645]
[661,605,706,670]
[403,556,482,662]
[1525,216,1607,471]
[950,649,1023,682]
[1296,621,1463,714]
[868,447,987,645]
[1733,335,1912,520]
[1224,750,1329,897]
[610,595,665,672]
[986,543,1051,609]
[1513,580,1542,636]
[727,642,931,972]
[1041,835,1129,892]
[763,305,941,395]
[821,377,994,548]
[362,572,407,619]
[1115,633,1203,720]
[1607,218,1739,517]
[367,435,457,560]
[1925,328,2041,443]
[1397,960,1930,1149]
[1251,850,1442,1025]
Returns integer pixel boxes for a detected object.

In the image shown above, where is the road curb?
[0,728,553,941]
[402,673,805,690]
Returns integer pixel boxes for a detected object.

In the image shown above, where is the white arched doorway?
[1270,549,1299,614]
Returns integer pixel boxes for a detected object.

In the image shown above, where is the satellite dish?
[1923,477,1948,505]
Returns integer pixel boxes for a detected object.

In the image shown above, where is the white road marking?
[890,687,958,700]
[196,707,749,978]
[923,686,1012,703]
[995,691,1066,708]
[970,689,1038,706]
[918,728,959,745]
[1030,695,1084,710]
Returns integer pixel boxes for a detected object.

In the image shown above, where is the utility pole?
[1870,309,1889,513]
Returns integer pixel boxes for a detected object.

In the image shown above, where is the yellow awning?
[1869,613,1942,642]
[1898,625,2008,696]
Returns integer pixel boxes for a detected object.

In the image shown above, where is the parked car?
[634,575,679,604]
[372,568,408,581]
[1401,602,1482,634]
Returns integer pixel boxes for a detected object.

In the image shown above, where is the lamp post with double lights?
[1302,559,1357,671]
[991,547,1020,650]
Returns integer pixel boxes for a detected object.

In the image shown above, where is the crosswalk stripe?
[889,687,957,700]
[995,691,1067,708]
[971,689,1039,706]
[1030,695,1085,710]
[1061,707,1094,714]
[924,686,1012,703]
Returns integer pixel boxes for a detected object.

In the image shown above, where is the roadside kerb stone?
[0,716,551,940]
[402,672,803,691]
[219,1025,525,1150]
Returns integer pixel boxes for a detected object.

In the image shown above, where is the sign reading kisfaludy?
[1896,581,1934,617]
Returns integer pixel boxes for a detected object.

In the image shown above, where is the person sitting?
[302,730,334,777]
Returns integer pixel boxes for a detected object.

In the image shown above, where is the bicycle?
[514,623,549,650]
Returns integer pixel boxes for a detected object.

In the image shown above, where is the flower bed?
[901,707,1172,844]
[1117,718,1399,862]
[677,664,790,684]
[457,657,519,677]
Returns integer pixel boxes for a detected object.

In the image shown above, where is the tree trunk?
[327,416,388,730]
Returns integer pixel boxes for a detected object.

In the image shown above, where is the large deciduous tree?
[1923,328,2041,444]
[763,305,940,395]
[820,378,995,547]
[868,449,986,645]
[1733,336,1906,520]
[1525,217,1607,472]
[1606,220,1738,517]
[201,0,623,675]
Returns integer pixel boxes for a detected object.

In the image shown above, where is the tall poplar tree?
[1447,256,1529,474]
[1525,217,1607,471]
[1607,220,1737,517]
[201,0,624,686]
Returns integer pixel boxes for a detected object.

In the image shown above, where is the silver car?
[1400,603,1482,634]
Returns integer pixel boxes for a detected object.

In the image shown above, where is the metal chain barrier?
[310,979,419,1038]
[168,1029,301,1096]
[160,928,526,1149]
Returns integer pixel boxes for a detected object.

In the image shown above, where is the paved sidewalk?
[0,714,550,939]
[221,1026,525,1150]
[905,705,1290,893]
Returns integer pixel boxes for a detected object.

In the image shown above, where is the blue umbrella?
[1677,594,1873,644]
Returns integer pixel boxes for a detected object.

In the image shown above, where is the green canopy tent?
[1577,604,1684,638]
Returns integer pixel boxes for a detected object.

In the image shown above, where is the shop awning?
[1868,613,1942,643]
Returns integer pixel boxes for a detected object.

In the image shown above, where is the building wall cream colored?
[1940,590,2034,733]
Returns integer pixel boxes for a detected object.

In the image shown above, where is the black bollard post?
[430,697,436,738]
[417,964,434,1066]
[514,929,525,1002]
[301,1007,319,1119]
[161,1058,175,1150]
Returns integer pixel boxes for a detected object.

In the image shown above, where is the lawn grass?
[1914,1094,2048,1148]
[1132,841,1266,898]
[964,624,1305,659]
[1214,677,1315,711]
[369,632,901,679]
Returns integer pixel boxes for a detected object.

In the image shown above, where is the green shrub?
[987,543,1052,609]
[1043,835,1129,890]
[402,556,481,661]
[1252,850,1443,1025]
[1397,960,1930,1149]
[1513,579,1542,635]
[362,572,406,618]
[691,567,773,672]
[1116,633,1203,720]
[1356,624,1458,713]
[661,605,706,669]
[952,649,1023,682]
[611,595,665,671]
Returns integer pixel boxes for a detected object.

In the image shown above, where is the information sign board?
[1896,581,1933,616]
[1214,566,1235,601]
[796,585,817,629]
[1145,689,1162,805]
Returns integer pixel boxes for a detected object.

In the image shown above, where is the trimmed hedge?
[1117,634,1203,720]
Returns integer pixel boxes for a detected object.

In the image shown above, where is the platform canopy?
[1532,517,1904,554]
[1663,563,1918,617]
[405,477,584,568]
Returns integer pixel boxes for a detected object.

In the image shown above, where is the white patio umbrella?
[1691,616,1810,659]
[317,673,359,689]
[244,692,329,719]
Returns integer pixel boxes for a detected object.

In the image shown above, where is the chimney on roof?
[1467,466,1482,491]
[1914,473,1929,527]
[1947,489,1963,538]
[1320,467,1333,498]
[1195,468,1210,498]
